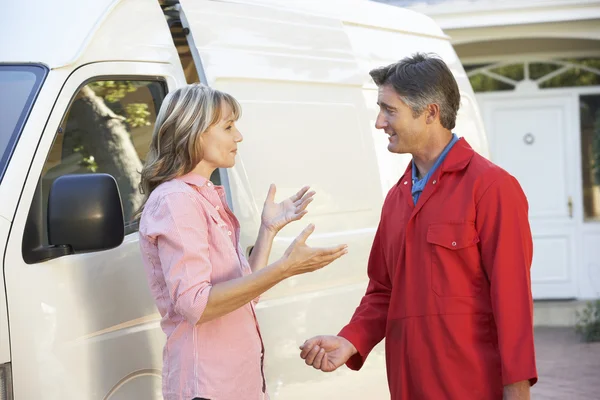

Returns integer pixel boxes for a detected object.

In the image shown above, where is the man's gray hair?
[369,53,460,130]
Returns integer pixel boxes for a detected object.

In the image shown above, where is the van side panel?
[344,24,491,194]
[0,216,11,365]
[180,0,390,398]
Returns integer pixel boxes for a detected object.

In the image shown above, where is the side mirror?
[22,173,126,264]
[48,173,124,252]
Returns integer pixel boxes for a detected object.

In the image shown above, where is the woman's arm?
[198,224,347,324]
[247,225,276,273]
[151,190,344,326]
[248,184,314,272]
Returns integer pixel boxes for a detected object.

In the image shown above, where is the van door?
[4,61,182,400]
[178,1,389,398]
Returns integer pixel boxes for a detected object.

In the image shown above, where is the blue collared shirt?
[412,133,459,205]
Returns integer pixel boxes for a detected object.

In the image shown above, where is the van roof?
[0,0,446,69]
[230,0,447,39]
[0,0,176,69]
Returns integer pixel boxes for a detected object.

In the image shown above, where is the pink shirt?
[139,172,268,400]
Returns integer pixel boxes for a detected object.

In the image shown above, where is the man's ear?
[425,103,440,125]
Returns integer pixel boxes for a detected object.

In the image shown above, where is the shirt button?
[228,231,232,236]
[432,180,437,185]
[215,206,220,211]
[207,182,213,187]
[452,241,457,247]
[404,181,408,185]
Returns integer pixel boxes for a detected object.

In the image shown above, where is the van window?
[40,78,167,237]
[0,64,47,182]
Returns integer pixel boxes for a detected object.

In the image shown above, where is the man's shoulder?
[467,152,524,201]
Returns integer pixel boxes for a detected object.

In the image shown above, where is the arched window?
[465,58,600,93]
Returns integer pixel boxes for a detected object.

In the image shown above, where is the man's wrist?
[503,381,530,400]
[340,336,358,356]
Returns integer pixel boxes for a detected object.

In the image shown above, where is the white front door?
[480,95,578,299]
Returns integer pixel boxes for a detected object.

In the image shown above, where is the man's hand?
[299,335,357,372]
[260,184,314,233]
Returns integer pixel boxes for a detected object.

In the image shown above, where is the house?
[375,0,600,303]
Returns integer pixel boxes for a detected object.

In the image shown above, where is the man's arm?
[475,174,538,391]
[337,223,392,370]
[503,381,531,400]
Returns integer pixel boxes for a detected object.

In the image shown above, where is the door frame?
[476,90,583,299]
[4,61,184,399]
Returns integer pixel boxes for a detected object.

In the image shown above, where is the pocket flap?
[427,223,480,250]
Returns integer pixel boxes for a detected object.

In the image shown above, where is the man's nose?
[375,112,387,130]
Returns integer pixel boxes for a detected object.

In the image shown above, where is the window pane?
[540,59,600,89]
[0,64,47,181]
[468,73,513,92]
[529,62,562,80]
[41,79,166,237]
[580,94,600,221]
[490,64,524,81]
[541,68,600,89]
[463,64,490,73]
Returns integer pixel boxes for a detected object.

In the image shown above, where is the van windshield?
[0,64,47,182]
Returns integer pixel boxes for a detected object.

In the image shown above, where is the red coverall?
[339,138,538,399]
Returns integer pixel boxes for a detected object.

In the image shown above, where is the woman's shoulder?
[140,179,210,234]
[144,179,201,215]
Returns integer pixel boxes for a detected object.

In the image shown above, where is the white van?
[0,0,489,398]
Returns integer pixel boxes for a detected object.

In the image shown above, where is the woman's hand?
[280,224,348,278]
[261,184,315,233]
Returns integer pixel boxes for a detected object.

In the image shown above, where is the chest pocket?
[427,222,482,297]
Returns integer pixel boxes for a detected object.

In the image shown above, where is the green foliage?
[88,81,137,103]
[575,299,600,342]
[592,111,600,186]
[468,58,600,93]
[125,103,151,128]
[490,64,524,81]
[73,145,98,173]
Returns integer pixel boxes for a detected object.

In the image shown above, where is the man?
[300,53,537,399]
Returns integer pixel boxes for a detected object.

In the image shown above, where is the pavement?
[532,327,600,399]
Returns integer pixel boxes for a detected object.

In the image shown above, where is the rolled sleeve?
[476,174,538,386]
[152,191,213,325]
[338,223,391,371]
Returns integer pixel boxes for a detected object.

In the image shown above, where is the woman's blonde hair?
[137,83,241,216]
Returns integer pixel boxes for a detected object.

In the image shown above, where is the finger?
[294,190,315,207]
[265,184,276,203]
[317,244,348,257]
[321,353,330,372]
[325,248,349,263]
[313,248,348,270]
[295,195,314,211]
[313,348,326,370]
[296,224,315,244]
[290,210,308,222]
[305,345,321,366]
[300,338,318,358]
[291,186,310,202]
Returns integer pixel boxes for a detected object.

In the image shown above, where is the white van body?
[0,0,488,399]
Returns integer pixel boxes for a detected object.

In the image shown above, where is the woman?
[137,83,347,400]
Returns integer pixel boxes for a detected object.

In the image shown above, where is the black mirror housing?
[48,173,125,252]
